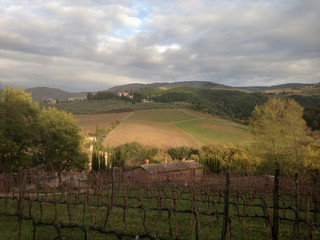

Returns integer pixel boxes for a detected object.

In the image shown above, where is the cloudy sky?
[1,0,320,92]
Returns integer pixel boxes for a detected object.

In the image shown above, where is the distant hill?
[107,81,231,92]
[239,83,317,91]
[25,87,87,102]
[21,81,320,101]
[108,81,320,94]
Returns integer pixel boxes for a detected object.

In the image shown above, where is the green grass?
[41,100,189,115]
[174,118,250,145]
[127,109,199,123]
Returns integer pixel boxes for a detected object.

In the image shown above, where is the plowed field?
[77,109,250,148]
[74,112,132,133]
[106,120,203,148]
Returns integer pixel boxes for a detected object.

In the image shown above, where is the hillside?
[107,81,230,92]
[25,87,87,101]
[22,81,320,101]
[103,109,249,148]
[108,81,320,93]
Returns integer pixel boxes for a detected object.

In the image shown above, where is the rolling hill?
[107,81,320,93]
[101,109,250,148]
[21,81,320,102]
[107,81,231,92]
[25,87,87,101]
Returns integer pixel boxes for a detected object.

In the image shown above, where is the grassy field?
[127,109,199,123]
[174,118,249,145]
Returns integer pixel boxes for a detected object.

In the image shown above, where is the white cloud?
[155,44,181,53]
[0,0,320,91]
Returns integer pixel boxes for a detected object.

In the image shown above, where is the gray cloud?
[0,0,319,91]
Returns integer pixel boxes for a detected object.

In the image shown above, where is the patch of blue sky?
[113,28,133,39]
[0,1,19,7]
[128,0,152,20]
[113,23,144,39]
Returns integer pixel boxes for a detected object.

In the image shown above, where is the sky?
[0,0,320,92]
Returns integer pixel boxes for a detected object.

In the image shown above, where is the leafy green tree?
[0,88,40,171]
[249,98,309,174]
[168,146,193,160]
[87,92,94,101]
[113,142,156,167]
[304,131,320,170]
[36,107,88,172]
[199,144,253,174]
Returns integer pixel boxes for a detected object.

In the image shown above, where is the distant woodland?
[85,87,320,130]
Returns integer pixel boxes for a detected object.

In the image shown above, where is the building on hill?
[141,98,153,103]
[117,92,133,99]
[43,98,56,104]
[127,160,204,181]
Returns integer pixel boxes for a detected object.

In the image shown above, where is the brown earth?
[74,112,133,133]
[105,120,203,148]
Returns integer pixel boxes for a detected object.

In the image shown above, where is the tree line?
[87,87,269,124]
[288,95,320,130]
[0,88,88,172]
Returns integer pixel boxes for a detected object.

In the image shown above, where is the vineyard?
[40,100,188,115]
[0,168,319,240]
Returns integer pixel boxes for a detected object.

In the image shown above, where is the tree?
[35,107,88,172]
[87,92,94,101]
[91,140,107,172]
[249,98,309,174]
[0,88,40,171]
[91,141,100,171]
[0,88,88,172]
[113,142,156,168]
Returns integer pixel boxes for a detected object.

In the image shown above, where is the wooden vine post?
[294,173,300,231]
[272,163,280,240]
[221,172,230,240]
[17,169,26,240]
[313,169,319,226]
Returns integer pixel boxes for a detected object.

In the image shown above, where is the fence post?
[112,167,115,206]
[17,169,26,240]
[294,173,300,231]
[272,163,280,240]
[193,169,196,185]
[191,176,199,240]
[313,169,319,227]
[221,172,230,240]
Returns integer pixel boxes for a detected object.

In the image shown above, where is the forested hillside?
[107,81,230,92]
[107,81,319,93]
[88,87,269,124]
[25,87,87,101]
[142,87,268,122]
[288,95,320,130]
[86,86,320,128]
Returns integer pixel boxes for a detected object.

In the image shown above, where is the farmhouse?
[117,92,133,99]
[128,160,204,181]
